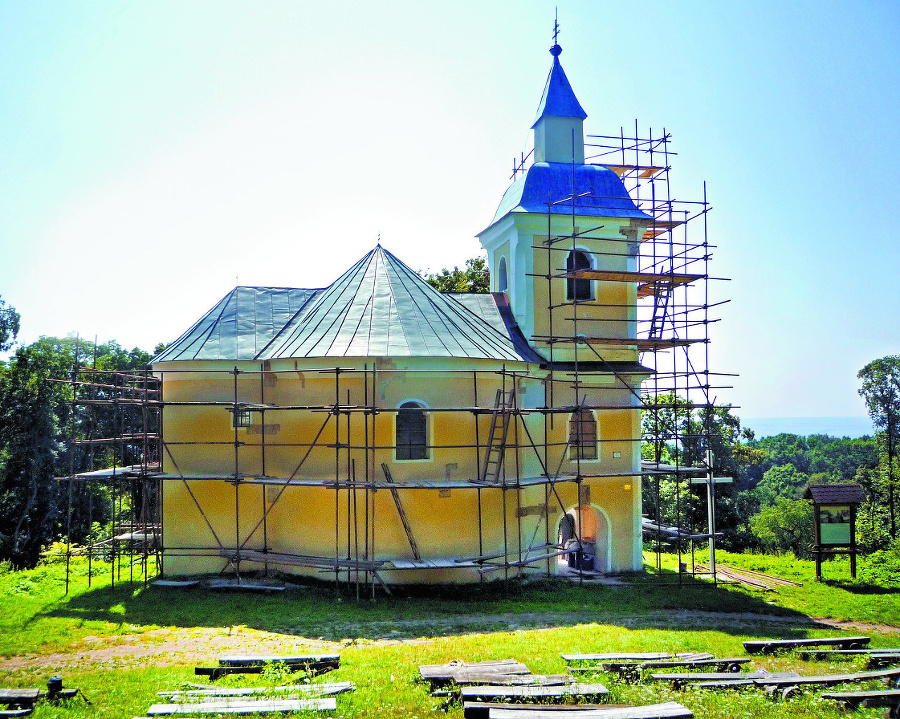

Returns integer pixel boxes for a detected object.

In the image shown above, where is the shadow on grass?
[822,579,900,595]
[36,569,827,642]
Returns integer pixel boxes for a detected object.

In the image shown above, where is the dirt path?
[2,610,897,673]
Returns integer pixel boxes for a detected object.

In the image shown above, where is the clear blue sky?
[1,1,898,420]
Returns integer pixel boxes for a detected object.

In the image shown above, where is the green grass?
[1,551,898,718]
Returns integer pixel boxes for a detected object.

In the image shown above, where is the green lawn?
[0,551,898,718]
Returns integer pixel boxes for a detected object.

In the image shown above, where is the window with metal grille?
[396,401,428,460]
[569,408,598,460]
[566,249,593,301]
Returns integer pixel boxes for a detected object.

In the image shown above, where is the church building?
[151,41,664,585]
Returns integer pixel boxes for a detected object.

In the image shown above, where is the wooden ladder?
[381,463,421,561]
[480,388,516,483]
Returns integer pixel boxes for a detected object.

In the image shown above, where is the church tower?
[478,42,650,364]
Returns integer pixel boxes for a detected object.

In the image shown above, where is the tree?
[0,335,157,566]
[640,393,762,549]
[750,497,814,556]
[423,257,490,293]
[0,296,20,352]
[0,347,59,567]
[752,464,809,508]
[858,356,900,538]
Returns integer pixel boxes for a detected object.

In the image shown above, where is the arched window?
[569,408,598,460]
[396,401,428,460]
[566,250,592,301]
[498,257,508,292]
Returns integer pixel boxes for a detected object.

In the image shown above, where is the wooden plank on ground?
[146,697,336,715]
[452,672,572,687]
[464,703,614,719]
[744,636,870,654]
[487,702,693,719]
[459,683,608,702]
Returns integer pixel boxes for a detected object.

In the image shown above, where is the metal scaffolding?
[54,125,730,594]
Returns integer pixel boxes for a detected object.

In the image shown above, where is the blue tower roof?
[491,162,651,224]
[532,47,587,127]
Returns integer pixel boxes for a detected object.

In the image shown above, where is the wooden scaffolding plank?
[381,463,421,560]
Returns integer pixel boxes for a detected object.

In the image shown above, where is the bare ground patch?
[1,610,896,673]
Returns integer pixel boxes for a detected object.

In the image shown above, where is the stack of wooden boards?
[419,658,694,719]
[134,654,349,717]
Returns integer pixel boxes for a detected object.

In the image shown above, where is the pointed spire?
[531,42,587,128]
[531,34,587,164]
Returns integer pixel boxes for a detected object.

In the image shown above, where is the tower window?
[569,408,598,460]
[397,401,428,460]
[498,257,508,292]
[566,250,593,301]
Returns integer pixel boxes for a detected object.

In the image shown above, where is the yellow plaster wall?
[157,358,643,580]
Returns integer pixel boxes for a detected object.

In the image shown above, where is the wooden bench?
[743,636,870,654]
[158,681,355,699]
[0,687,81,711]
[145,697,336,715]
[419,660,531,688]
[649,670,796,689]
[195,654,339,680]
[754,667,900,700]
[0,691,39,709]
[617,658,748,672]
[588,655,749,681]
[795,647,900,660]
[562,653,684,663]
[459,683,609,703]
[484,702,693,719]
[822,689,900,717]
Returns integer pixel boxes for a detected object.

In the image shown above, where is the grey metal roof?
[532,53,587,127]
[260,246,535,362]
[491,162,651,224]
[152,287,320,362]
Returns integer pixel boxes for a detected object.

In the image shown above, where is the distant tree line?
[2,279,898,568]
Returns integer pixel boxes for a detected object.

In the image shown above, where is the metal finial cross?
[553,9,559,45]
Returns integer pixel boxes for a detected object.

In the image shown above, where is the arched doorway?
[556,505,609,573]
